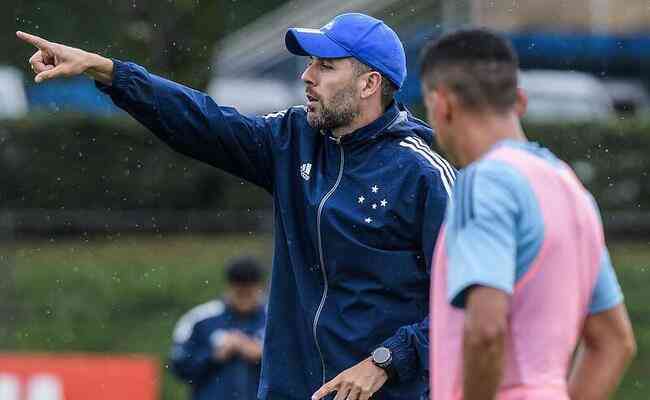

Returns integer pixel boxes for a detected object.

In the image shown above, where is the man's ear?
[515,87,528,118]
[422,88,434,113]
[434,85,454,124]
[359,71,382,100]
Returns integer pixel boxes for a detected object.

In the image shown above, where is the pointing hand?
[16,31,114,85]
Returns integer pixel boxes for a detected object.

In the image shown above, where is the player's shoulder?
[473,154,518,176]
[466,156,523,188]
[456,156,534,210]
[172,300,226,343]
[479,141,567,194]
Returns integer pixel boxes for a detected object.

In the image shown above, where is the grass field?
[1,234,648,399]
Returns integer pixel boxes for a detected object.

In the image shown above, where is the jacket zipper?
[313,142,345,385]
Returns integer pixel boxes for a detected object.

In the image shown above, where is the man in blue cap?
[18,12,454,400]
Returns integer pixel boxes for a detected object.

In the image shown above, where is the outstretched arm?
[17,31,282,190]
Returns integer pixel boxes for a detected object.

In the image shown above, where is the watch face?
[373,347,391,364]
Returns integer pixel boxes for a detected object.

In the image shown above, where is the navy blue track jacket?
[98,60,455,400]
[170,300,266,400]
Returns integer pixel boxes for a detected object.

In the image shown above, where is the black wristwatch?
[371,346,397,380]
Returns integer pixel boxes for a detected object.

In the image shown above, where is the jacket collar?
[324,102,401,146]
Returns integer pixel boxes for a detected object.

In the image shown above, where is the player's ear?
[422,85,433,111]
[514,87,528,118]
[434,85,454,124]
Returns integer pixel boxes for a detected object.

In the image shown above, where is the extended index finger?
[16,31,50,49]
[312,379,338,400]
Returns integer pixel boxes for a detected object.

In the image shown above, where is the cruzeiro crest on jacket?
[300,162,312,181]
[356,184,389,225]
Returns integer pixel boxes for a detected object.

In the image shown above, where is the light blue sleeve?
[589,248,624,314]
[446,161,521,308]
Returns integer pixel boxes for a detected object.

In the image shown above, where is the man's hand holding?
[213,331,242,361]
[312,357,388,400]
[16,31,114,85]
[231,331,263,362]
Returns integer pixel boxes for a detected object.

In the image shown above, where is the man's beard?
[307,85,360,131]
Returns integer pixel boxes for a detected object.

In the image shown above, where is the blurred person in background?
[170,257,266,400]
[420,28,636,400]
[17,12,454,400]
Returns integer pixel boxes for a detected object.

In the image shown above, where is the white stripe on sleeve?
[399,141,453,198]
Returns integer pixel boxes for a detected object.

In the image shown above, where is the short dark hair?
[419,28,519,113]
[352,59,398,109]
[225,257,265,285]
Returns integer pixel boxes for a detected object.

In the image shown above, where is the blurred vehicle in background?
[601,78,650,117]
[207,77,303,115]
[0,66,28,119]
[26,76,120,115]
[519,69,615,122]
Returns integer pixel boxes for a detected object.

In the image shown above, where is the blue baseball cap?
[285,13,407,89]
